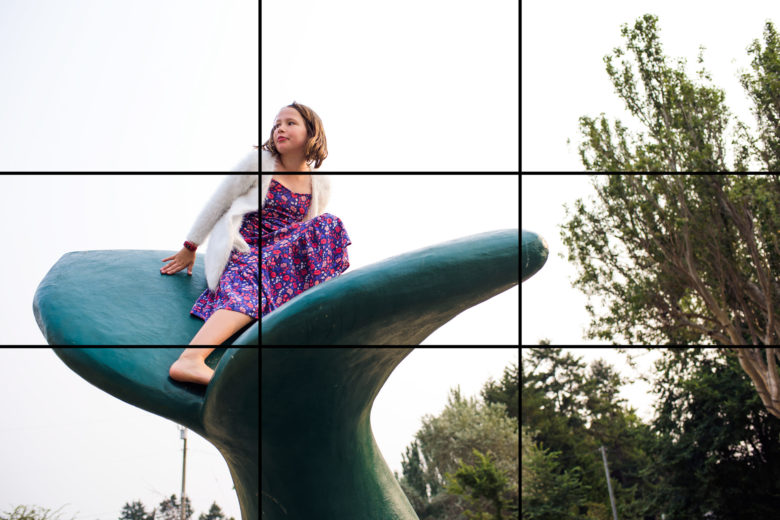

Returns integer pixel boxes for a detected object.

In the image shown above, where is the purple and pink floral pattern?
[191,211,259,321]
[262,178,351,317]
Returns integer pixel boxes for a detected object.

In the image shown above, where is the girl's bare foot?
[169,356,215,385]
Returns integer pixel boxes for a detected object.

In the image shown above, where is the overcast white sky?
[262,0,518,171]
[0,1,258,171]
[327,175,518,345]
[373,347,518,477]
[522,1,780,171]
[522,174,604,345]
[14,175,234,344]
[0,348,240,520]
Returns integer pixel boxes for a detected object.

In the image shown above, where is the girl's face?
[273,107,308,154]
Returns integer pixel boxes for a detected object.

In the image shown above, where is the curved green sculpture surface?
[53,348,258,520]
[521,230,548,282]
[262,348,418,520]
[262,229,519,345]
[33,250,258,345]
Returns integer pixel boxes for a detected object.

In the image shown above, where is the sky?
[522,174,604,345]
[10,175,238,344]
[522,0,780,171]
[261,0,519,172]
[0,1,258,171]
[373,347,519,477]
[0,348,240,520]
[326,174,519,345]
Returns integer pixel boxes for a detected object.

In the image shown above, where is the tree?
[522,348,657,520]
[482,363,519,422]
[733,348,780,418]
[739,21,780,171]
[571,14,780,171]
[447,448,513,520]
[561,174,780,345]
[645,348,780,517]
[399,385,519,520]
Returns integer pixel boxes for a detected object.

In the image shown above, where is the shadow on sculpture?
[521,230,548,282]
[262,348,418,520]
[33,250,258,345]
[53,348,258,520]
[262,229,519,345]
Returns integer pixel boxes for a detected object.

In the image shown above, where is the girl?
[261,102,328,172]
[170,347,217,385]
[261,174,350,317]
[161,175,259,345]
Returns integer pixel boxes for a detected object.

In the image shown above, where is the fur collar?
[261,149,321,172]
[261,174,331,222]
[232,149,259,171]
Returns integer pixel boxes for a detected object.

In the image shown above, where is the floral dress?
[262,179,351,317]
[191,210,259,321]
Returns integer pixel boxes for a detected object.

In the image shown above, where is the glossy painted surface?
[53,348,258,520]
[522,230,549,282]
[33,250,257,345]
[262,229,519,345]
[262,348,419,520]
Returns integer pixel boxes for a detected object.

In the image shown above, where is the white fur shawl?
[232,149,259,171]
[261,174,331,222]
[186,174,259,291]
[261,149,321,172]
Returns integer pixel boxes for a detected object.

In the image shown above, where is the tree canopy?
[522,347,780,519]
[561,174,780,345]
[571,14,780,171]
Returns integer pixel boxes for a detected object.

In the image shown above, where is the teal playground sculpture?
[33,250,258,345]
[53,348,258,520]
[262,230,519,345]
[262,348,418,520]
[522,230,548,282]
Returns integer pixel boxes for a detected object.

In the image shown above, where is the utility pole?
[600,446,618,520]
[180,426,188,520]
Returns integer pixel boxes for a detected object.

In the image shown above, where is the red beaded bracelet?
[184,241,198,252]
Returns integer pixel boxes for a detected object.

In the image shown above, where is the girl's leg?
[189,309,255,346]
[169,348,217,385]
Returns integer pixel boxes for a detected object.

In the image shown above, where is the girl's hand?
[161,247,196,276]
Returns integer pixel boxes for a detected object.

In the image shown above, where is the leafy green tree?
[522,348,658,520]
[399,384,519,520]
[447,448,513,520]
[571,14,780,171]
[739,21,780,171]
[561,174,780,344]
[645,348,780,517]
[521,433,588,520]
[481,363,519,422]
[120,501,154,520]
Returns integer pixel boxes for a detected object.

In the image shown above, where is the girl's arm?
[186,175,258,246]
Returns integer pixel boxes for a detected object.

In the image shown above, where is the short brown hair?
[261,102,328,169]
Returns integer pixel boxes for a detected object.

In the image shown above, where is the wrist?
[183,241,198,252]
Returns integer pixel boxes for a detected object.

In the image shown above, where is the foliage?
[561,174,780,344]
[447,448,512,520]
[481,363,519,422]
[521,432,588,520]
[0,506,75,520]
[398,368,519,520]
[571,13,780,171]
[521,348,657,520]
[647,348,780,518]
